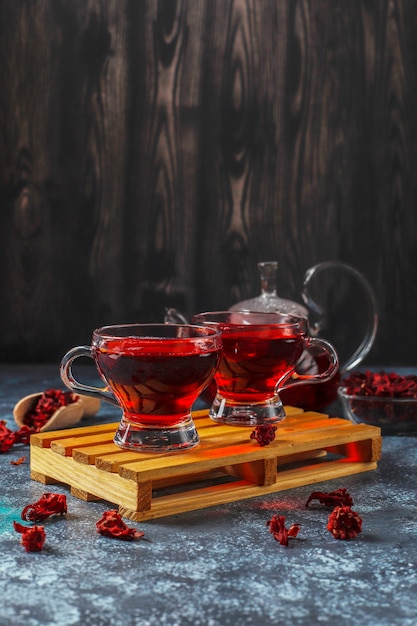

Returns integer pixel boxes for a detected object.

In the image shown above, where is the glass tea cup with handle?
[191,311,338,426]
[60,323,222,452]
[229,261,378,410]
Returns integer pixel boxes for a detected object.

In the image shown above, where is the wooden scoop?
[13,393,101,432]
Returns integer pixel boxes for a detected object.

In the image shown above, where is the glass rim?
[93,323,222,340]
[192,310,307,329]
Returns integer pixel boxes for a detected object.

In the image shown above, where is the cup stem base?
[209,393,286,426]
[113,414,200,452]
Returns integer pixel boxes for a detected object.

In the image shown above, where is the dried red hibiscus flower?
[342,370,417,425]
[250,424,277,446]
[267,514,300,547]
[1,388,75,454]
[23,388,77,431]
[96,510,145,541]
[21,493,67,522]
[13,521,46,552]
[343,370,417,398]
[327,505,362,540]
[306,488,353,509]
[0,421,16,452]
[14,425,33,444]
[0,421,32,453]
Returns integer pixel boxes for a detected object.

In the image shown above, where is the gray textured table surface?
[1,364,416,626]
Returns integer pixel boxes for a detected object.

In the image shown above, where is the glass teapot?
[228,261,378,410]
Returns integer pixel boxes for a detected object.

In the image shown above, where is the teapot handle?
[301,261,378,374]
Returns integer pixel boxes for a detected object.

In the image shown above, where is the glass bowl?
[337,387,417,435]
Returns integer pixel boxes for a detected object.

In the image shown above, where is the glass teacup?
[191,311,338,426]
[60,323,222,452]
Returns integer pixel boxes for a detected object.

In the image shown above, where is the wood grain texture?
[0,0,416,364]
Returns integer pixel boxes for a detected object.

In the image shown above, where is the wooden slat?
[73,443,121,464]
[119,460,378,522]
[117,440,279,483]
[51,431,120,456]
[61,409,318,467]
[78,426,254,468]
[30,423,118,448]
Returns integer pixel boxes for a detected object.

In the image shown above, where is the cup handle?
[277,337,339,391]
[60,346,119,406]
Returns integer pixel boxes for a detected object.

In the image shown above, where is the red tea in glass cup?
[60,324,222,452]
[191,311,339,426]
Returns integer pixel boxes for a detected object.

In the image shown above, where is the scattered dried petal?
[327,505,362,540]
[306,488,353,509]
[21,493,67,522]
[10,456,26,466]
[13,521,46,552]
[0,420,16,452]
[250,424,277,446]
[267,514,300,547]
[0,422,35,453]
[96,510,145,541]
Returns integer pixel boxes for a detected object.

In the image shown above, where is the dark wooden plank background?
[0,0,416,366]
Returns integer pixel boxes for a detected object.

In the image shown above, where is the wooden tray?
[30,407,382,521]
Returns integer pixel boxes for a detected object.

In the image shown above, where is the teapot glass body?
[229,261,378,411]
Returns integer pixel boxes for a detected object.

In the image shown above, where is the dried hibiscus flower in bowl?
[13,388,100,433]
[338,370,417,435]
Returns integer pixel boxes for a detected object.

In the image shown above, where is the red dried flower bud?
[21,493,67,522]
[250,424,277,447]
[96,510,145,541]
[327,505,362,540]
[13,521,46,552]
[267,514,300,547]
[306,487,353,508]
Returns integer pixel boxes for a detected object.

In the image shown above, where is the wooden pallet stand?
[30,407,382,521]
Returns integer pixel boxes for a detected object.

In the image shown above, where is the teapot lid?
[229,261,308,318]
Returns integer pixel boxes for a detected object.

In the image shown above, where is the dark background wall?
[0,0,416,366]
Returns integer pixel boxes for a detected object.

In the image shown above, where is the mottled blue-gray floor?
[1,365,417,626]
